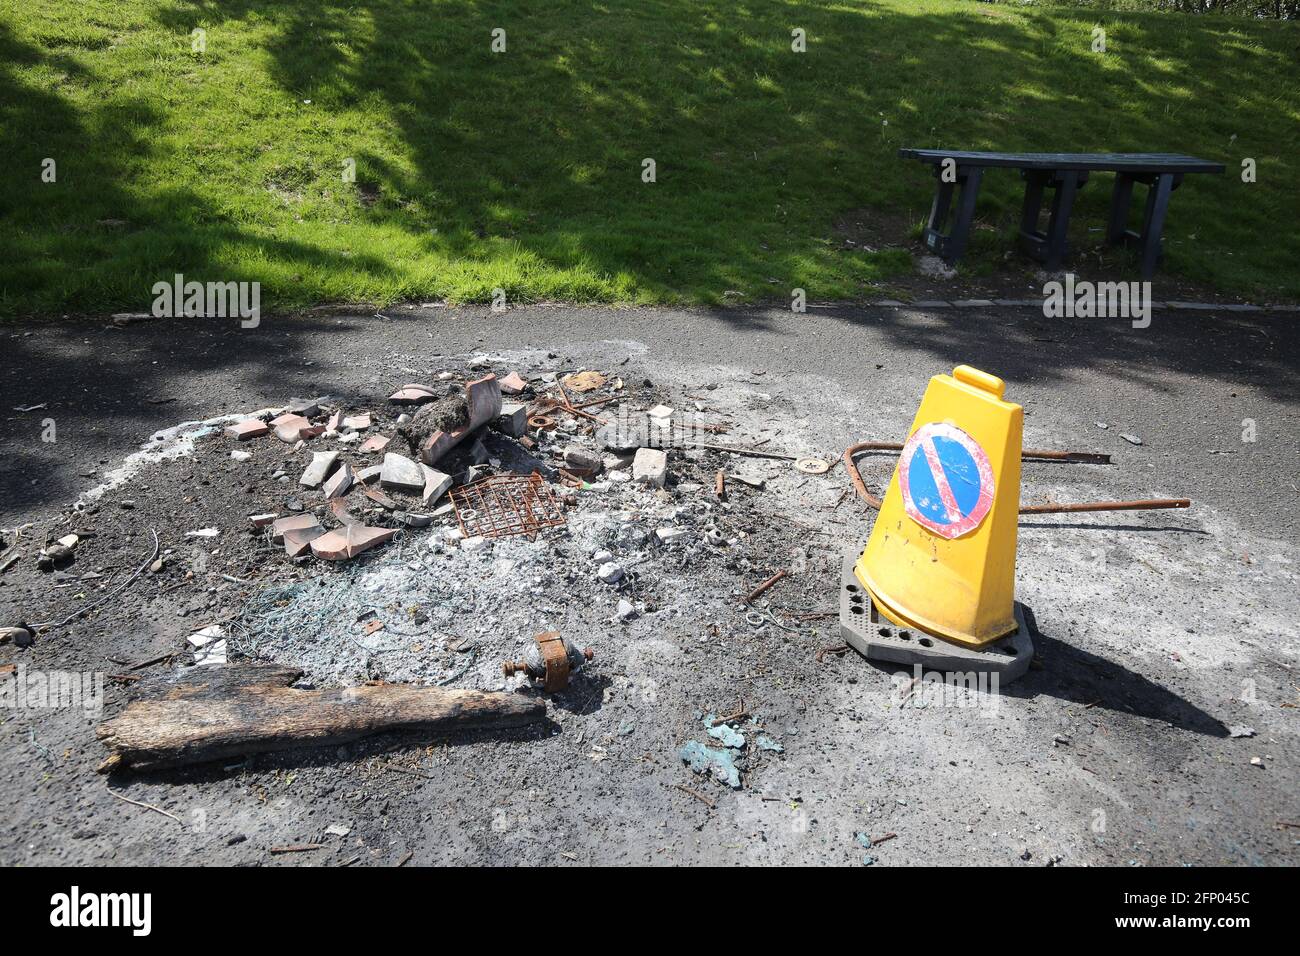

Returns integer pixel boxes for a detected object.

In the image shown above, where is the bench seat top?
[898,149,1223,174]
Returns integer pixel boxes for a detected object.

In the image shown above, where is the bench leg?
[922,166,982,265]
[1138,173,1175,280]
[1107,173,1135,245]
[1019,169,1085,269]
[1019,172,1046,242]
[1043,170,1082,270]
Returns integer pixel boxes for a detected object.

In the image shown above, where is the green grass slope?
[1,0,1296,314]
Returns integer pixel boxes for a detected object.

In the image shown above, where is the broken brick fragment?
[225,419,270,441]
[283,524,326,558]
[273,414,313,443]
[498,371,529,394]
[299,451,340,489]
[270,513,322,544]
[359,434,390,454]
[380,452,425,492]
[418,374,502,467]
[323,462,354,499]
[310,525,397,561]
[389,384,437,405]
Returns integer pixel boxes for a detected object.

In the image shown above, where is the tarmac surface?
[1,302,1296,865]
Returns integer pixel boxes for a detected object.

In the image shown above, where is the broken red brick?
[272,414,313,443]
[225,419,270,441]
[283,524,326,558]
[499,371,529,394]
[419,374,503,467]
[343,413,372,430]
[328,498,363,527]
[309,525,397,561]
[323,462,354,499]
[389,384,437,405]
[327,409,344,432]
[270,513,322,544]
[248,513,279,528]
[359,434,390,454]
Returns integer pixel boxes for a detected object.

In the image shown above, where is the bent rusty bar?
[842,441,1189,515]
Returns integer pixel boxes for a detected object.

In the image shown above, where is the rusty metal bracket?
[503,631,594,693]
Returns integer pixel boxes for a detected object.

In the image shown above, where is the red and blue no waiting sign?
[897,422,995,539]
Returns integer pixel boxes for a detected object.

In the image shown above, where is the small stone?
[597,561,624,584]
[616,599,637,621]
[230,450,252,462]
[1250,756,1265,768]
[1095,422,1109,430]
[1228,725,1256,738]
[1120,433,1143,445]
[593,549,614,563]
[656,526,687,544]
[564,445,603,475]
[633,447,668,488]
[461,535,488,552]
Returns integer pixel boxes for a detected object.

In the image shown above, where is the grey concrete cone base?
[839,551,1034,684]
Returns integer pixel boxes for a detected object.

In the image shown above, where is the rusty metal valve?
[503,631,593,693]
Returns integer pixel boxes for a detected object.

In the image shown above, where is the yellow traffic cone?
[854,365,1023,646]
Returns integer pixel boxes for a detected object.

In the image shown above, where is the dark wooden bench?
[898,150,1224,278]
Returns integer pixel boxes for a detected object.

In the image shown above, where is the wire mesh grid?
[449,471,567,540]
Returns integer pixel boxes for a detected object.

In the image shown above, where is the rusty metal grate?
[449,472,567,540]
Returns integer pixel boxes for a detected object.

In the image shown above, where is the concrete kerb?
[808,300,1297,312]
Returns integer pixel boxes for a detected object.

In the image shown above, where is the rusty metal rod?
[1020,498,1190,514]
[842,441,1190,516]
[744,570,787,604]
[848,440,1109,464]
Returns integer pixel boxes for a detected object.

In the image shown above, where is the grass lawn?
[1,0,1296,314]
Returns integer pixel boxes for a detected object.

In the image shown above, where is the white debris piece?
[300,450,340,489]
[633,448,668,488]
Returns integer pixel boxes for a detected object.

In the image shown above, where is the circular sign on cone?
[897,422,994,539]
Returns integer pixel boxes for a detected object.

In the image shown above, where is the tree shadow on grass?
[131,0,1299,306]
